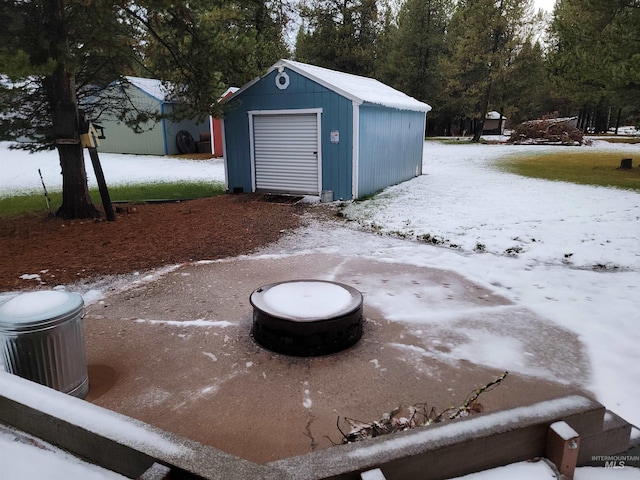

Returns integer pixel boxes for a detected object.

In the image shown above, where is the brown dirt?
[0,195,306,290]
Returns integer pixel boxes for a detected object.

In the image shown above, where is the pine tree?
[295,0,381,76]
[548,0,640,129]
[378,0,453,134]
[0,1,290,219]
[500,40,554,125]
[440,0,533,140]
[0,0,135,218]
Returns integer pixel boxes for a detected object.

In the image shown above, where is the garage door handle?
[313,151,317,155]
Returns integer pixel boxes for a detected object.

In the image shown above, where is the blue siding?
[223,68,354,200]
[357,105,426,198]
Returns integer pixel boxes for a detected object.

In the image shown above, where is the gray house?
[222,60,431,201]
[95,77,208,156]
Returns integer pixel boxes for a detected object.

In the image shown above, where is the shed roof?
[486,111,506,120]
[123,76,171,102]
[227,59,431,113]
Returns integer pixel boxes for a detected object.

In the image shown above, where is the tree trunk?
[473,89,491,142]
[44,0,99,219]
[56,143,100,219]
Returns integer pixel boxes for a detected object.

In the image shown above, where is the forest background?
[1,0,639,218]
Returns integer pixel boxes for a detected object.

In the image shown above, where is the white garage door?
[252,113,320,195]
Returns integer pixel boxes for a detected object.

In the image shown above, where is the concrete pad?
[84,254,591,463]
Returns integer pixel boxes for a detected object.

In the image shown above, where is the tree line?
[1,0,638,218]
[296,0,640,137]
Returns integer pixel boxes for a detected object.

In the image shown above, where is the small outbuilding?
[210,87,239,157]
[222,60,431,201]
[483,111,507,135]
[95,76,209,156]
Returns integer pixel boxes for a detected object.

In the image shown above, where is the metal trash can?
[320,190,334,203]
[0,291,89,398]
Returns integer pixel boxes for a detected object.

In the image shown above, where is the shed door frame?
[248,108,322,195]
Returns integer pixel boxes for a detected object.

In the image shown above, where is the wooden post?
[546,421,580,479]
[80,113,115,221]
[361,468,387,480]
[88,147,116,221]
[137,462,171,480]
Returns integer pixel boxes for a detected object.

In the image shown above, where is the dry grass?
[498,151,640,191]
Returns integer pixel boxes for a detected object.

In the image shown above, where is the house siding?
[97,83,207,156]
[223,69,354,200]
[162,103,207,155]
[98,85,166,155]
[357,105,426,198]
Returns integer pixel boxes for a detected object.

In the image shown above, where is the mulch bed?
[0,195,306,290]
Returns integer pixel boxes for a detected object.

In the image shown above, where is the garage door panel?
[253,113,319,194]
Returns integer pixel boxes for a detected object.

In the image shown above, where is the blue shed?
[222,60,431,201]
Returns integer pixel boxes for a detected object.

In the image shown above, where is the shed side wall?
[162,104,209,156]
[97,85,207,156]
[357,105,425,198]
[223,69,353,200]
[97,85,166,155]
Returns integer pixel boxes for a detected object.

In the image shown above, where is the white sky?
[534,0,556,12]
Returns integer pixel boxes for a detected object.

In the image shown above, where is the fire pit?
[250,280,363,356]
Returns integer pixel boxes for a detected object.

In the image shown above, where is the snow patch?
[0,425,127,479]
[0,291,78,319]
[347,396,592,459]
[550,421,579,440]
[0,372,190,457]
[260,281,353,319]
[202,352,217,362]
[135,319,233,328]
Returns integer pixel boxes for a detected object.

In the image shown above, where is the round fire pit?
[250,280,363,356]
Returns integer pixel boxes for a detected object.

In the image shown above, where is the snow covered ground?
[1,140,639,479]
[340,140,640,426]
[0,144,226,198]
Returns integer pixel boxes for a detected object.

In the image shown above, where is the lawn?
[0,181,226,217]
[497,151,640,191]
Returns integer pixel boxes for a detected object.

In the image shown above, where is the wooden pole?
[88,146,115,221]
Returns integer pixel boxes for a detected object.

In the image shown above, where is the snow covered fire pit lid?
[0,291,84,331]
[250,280,361,322]
[250,280,364,356]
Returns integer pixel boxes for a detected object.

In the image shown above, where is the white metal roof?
[226,60,431,113]
[486,111,505,120]
[124,76,171,102]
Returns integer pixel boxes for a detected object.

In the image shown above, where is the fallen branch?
[447,370,509,420]
[334,371,509,444]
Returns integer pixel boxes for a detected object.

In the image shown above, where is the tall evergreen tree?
[548,0,640,129]
[138,0,290,105]
[295,0,381,76]
[500,39,554,125]
[0,0,139,218]
[0,0,289,219]
[379,0,452,133]
[440,0,533,140]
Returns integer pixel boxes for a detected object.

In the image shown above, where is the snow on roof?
[486,111,505,120]
[221,87,239,98]
[226,59,430,113]
[275,60,431,113]
[124,78,239,105]
[124,76,171,102]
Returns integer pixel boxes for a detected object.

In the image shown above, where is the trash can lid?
[0,291,84,331]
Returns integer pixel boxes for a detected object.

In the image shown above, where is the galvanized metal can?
[0,291,89,398]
